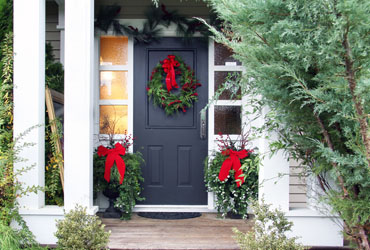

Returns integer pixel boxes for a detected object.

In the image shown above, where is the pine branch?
[342,21,370,169]
[316,174,329,194]
[314,113,349,197]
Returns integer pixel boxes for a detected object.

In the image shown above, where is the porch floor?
[102,213,253,250]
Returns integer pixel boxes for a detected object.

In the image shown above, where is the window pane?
[214,42,241,66]
[100,36,128,65]
[100,71,128,100]
[100,105,128,134]
[214,106,241,135]
[214,71,241,100]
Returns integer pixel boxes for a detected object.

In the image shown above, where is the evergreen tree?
[0,0,12,60]
[206,0,369,249]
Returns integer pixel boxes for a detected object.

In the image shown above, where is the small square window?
[214,71,241,100]
[214,42,242,66]
[100,71,128,100]
[214,106,241,135]
[99,105,128,134]
[100,36,128,66]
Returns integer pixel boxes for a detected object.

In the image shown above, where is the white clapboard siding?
[95,0,211,18]
[289,159,307,208]
[46,1,60,62]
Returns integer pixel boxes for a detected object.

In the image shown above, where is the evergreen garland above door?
[95,4,221,44]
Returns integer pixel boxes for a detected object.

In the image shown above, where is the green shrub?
[233,200,305,250]
[0,33,41,224]
[55,205,110,250]
[0,32,45,250]
[0,221,46,250]
[0,0,12,59]
[0,32,13,222]
[45,43,64,93]
[44,119,64,206]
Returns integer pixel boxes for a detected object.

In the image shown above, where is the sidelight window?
[209,42,244,141]
[98,36,132,136]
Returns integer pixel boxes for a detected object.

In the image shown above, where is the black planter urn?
[102,187,121,218]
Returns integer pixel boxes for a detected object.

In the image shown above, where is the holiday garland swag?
[147,55,201,115]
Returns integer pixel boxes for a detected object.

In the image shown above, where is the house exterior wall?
[46,1,60,61]
[13,0,342,246]
[289,160,307,208]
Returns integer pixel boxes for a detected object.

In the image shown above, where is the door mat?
[137,212,201,220]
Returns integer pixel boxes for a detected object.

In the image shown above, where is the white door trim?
[94,19,217,212]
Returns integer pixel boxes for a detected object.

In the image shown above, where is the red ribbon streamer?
[97,143,126,184]
[218,149,249,187]
[162,55,180,92]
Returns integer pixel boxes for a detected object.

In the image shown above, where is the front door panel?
[134,38,208,205]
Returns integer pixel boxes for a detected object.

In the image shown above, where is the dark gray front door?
[134,38,208,205]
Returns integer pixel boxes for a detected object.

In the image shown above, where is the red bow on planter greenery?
[162,55,180,92]
[97,143,126,184]
[218,149,249,187]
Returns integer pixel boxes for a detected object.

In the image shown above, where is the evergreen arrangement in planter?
[93,134,145,220]
[204,133,259,219]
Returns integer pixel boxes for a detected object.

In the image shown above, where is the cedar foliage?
[206,0,370,249]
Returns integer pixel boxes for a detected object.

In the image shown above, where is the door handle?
[200,109,207,140]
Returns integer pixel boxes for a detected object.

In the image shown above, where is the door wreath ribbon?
[218,149,249,187]
[97,143,126,184]
[162,55,180,92]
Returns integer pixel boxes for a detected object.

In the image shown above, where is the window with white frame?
[99,36,131,136]
[209,41,244,146]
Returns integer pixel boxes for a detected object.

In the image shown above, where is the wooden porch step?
[102,213,253,250]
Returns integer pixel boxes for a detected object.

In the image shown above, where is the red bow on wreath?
[162,55,180,92]
[97,143,126,184]
[218,149,249,187]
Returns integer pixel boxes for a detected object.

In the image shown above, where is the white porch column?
[258,109,290,212]
[64,0,96,212]
[13,0,46,209]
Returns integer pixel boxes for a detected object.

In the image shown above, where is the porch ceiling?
[95,0,211,19]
